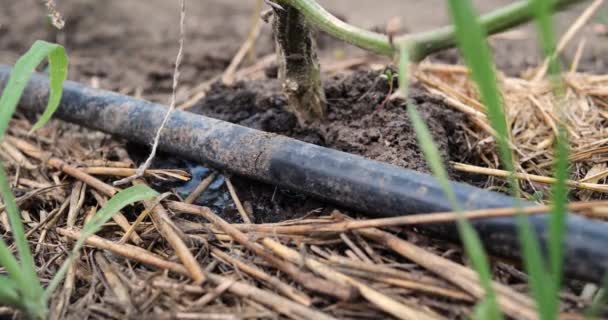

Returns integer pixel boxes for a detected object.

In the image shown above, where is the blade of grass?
[517,214,556,319]
[43,184,158,299]
[532,0,561,77]
[586,275,608,319]
[0,40,68,139]
[530,1,569,319]
[399,43,502,320]
[531,0,569,286]
[445,1,560,319]
[408,103,502,320]
[0,275,20,307]
[0,165,43,301]
[0,237,26,293]
[446,0,515,179]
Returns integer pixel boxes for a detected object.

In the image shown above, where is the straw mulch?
[417,62,608,202]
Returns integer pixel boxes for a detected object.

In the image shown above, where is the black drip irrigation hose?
[2,65,607,283]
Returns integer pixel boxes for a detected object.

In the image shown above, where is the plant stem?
[279,0,585,61]
[272,3,326,124]
[279,0,393,56]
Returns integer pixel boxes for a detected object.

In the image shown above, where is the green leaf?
[408,104,503,320]
[586,275,608,319]
[548,128,568,284]
[0,237,25,293]
[446,0,515,178]
[472,298,493,320]
[44,185,158,298]
[532,0,560,77]
[0,165,43,301]
[0,40,68,139]
[0,275,21,307]
[399,37,502,318]
[532,0,569,286]
[530,1,569,319]
[517,215,556,320]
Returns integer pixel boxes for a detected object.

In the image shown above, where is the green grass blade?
[517,215,556,320]
[0,275,20,307]
[548,128,569,281]
[532,0,560,77]
[0,165,43,300]
[446,0,515,178]
[408,104,502,320]
[532,0,569,287]
[530,1,569,318]
[0,40,68,139]
[586,275,608,319]
[44,185,158,298]
[0,237,25,290]
[30,43,68,132]
[400,40,502,320]
[445,1,565,319]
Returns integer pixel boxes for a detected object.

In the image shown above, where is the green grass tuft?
[0,41,158,319]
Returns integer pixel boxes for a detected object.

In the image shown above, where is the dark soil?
[173,69,467,223]
[192,70,464,173]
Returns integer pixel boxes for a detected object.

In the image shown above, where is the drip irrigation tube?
[2,65,607,283]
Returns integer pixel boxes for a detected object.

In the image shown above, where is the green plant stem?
[278,0,392,55]
[279,0,585,61]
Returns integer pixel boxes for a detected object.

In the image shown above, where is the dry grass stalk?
[532,0,605,80]
[225,177,252,223]
[81,159,133,168]
[7,136,119,196]
[263,238,443,320]
[204,273,338,320]
[94,252,136,314]
[57,228,190,276]
[82,167,190,181]
[167,200,608,234]
[134,179,206,284]
[184,172,216,204]
[359,228,539,320]
[183,200,358,301]
[1,140,36,170]
[210,247,312,306]
[453,162,608,193]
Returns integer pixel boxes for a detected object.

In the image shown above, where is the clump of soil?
[191,69,466,174]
